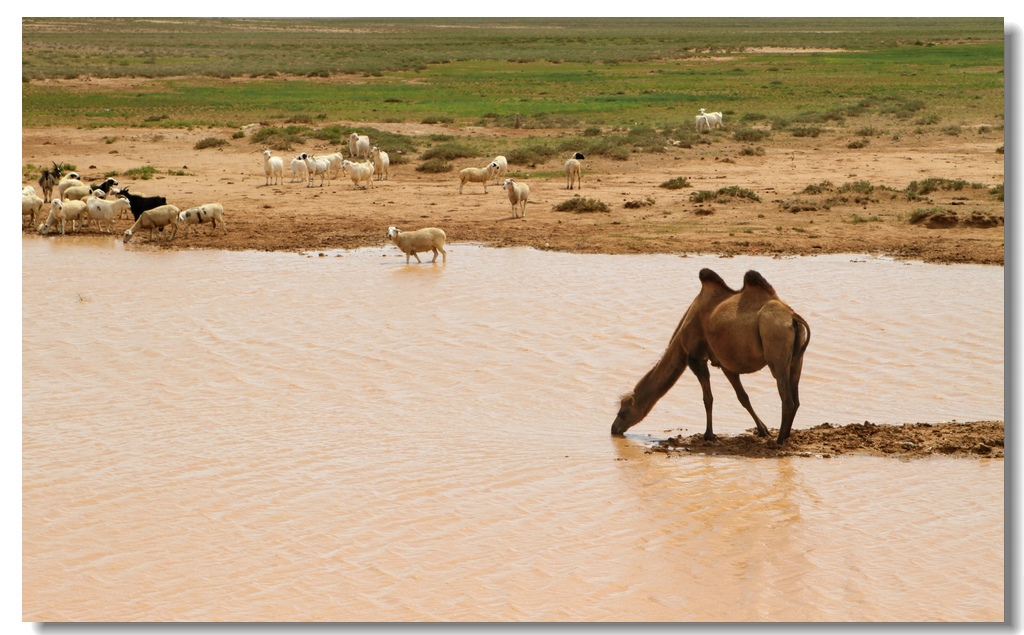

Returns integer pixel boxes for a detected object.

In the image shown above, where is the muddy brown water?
[22,236,1003,622]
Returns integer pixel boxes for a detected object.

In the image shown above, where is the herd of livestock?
[23,110,722,253]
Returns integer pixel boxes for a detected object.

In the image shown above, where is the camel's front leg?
[721,369,770,437]
[688,357,715,441]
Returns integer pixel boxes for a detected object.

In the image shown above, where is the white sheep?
[698,108,723,129]
[301,153,332,187]
[55,176,85,200]
[61,183,93,201]
[290,155,309,183]
[323,151,346,180]
[23,192,44,227]
[124,204,181,243]
[263,148,284,186]
[349,133,371,160]
[85,196,131,233]
[22,185,37,197]
[488,155,508,184]
[370,146,390,181]
[39,199,88,235]
[565,151,585,190]
[341,159,375,189]
[459,163,498,194]
[176,203,226,236]
[695,114,711,133]
[386,226,447,264]
[502,178,530,219]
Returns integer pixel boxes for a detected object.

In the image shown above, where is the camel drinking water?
[611,268,810,444]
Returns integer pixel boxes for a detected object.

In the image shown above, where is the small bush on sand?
[553,197,610,213]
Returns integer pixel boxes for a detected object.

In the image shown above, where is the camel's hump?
[743,270,776,293]
[698,268,728,286]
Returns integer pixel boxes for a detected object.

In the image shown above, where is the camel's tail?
[793,313,811,359]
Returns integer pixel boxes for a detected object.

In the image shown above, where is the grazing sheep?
[263,148,284,186]
[301,153,332,187]
[322,151,346,179]
[123,205,180,243]
[56,176,85,200]
[176,203,226,236]
[349,133,371,160]
[37,162,62,203]
[117,187,167,222]
[23,192,44,227]
[61,184,94,202]
[290,155,309,183]
[459,163,498,194]
[488,155,508,184]
[695,114,711,133]
[39,199,88,235]
[89,177,119,195]
[386,226,447,265]
[370,146,390,181]
[85,196,131,233]
[341,159,375,189]
[564,152,585,190]
[502,178,530,219]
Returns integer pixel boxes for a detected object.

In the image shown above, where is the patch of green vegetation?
[847,138,869,149]
[123,165,158,180]
[553,197,610,213]
[905,177,970,199]
[739,146,765,156]
[416,158,452,173]
[838,180,875,194]
[990,183,1004,201]
[733,127,770,142]
[801,180,834,195]
[790,126,821,137]
[659,177,691,189]
[690,186,761,203]
[194,136,228,149]
[421,141,478,161]
[251,125,309,151]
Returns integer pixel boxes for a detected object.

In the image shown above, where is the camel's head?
[611,393,642,436]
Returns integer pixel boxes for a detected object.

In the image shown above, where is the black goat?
[117,186,167,222]
[37,162,62,203]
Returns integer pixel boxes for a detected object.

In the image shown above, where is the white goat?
[370,146,390,181]
[176,203,226,236]
[565,152,585,190]
[23,186,37,197]
[698,108,723,129]
[488,155,508,184]
[323,151,346,179]
[85,196,131,233]
[459,163,497,194]
[39,199,88,235]
[263,148,284,186]
[56,176,85,200]
[349,133,371,160]
[290,155,309,183]
[502,178,530,219]
[695,114,711,133]
[301,153,332,187]
[23,192,44,227]
[386,226,447,264]
[341,159,375,189]
[124,205,181,243]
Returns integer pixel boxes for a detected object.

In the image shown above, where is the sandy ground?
[22,123,1005,458]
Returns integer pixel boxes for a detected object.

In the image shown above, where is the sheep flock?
[24,111,720,258]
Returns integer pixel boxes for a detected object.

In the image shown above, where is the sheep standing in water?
[386,226,447,265]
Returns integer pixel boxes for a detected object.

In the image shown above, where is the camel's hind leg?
[687,357,716,441]
[762,320,805,444]
[721,369,771,437]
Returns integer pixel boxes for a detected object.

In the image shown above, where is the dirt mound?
[649,420,1003,459]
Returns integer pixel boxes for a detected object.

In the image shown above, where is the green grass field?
[22,17,1004,130]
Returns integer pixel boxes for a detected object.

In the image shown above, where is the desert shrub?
[855,126,881,137]
[740,112,768,123]
[847,139,869,149]
[251,125,307,151]
[506,143,558,166]
[990,183,1004,201]
[583,126,602,136]
[553,197,610,213]
[231,130,245,139]
[624,196,655,209]
[690,186,760,203]
[942,125,961,136]
[915,113,941,125]
[733,127,770,142]
[123,166,158,180]
[801,180,834,195]
[194,137,228,150]
[739,146,765,156]
[421,141,477,161]
[659,177,691,190]
[421,115,455,125]
[416,158,452,173]
[905,178,968,198]
[838,180,875,194]
[791,126,821,138]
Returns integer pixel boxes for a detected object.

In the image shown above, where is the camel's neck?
[632,317,689,416]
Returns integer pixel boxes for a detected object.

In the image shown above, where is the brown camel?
[611,268,811,444]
